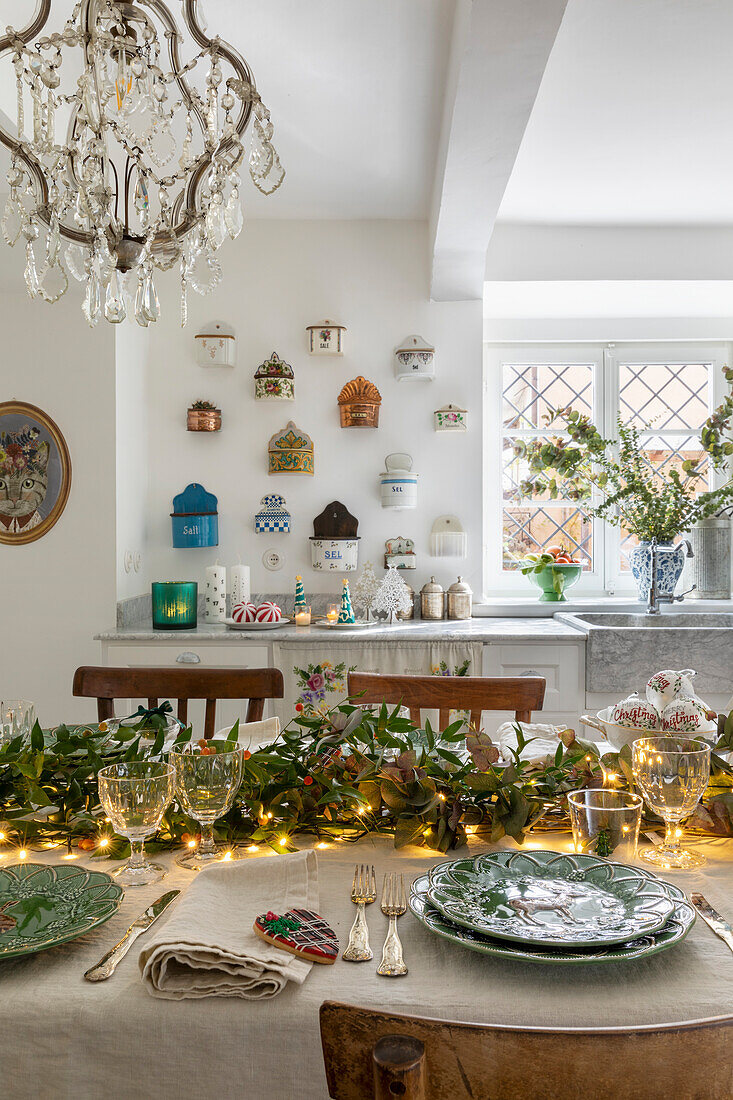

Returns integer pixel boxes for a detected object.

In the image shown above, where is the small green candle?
[152,582,198,629]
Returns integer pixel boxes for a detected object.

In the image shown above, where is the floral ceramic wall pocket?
[268,422,314,475]
[195,322,236,367]
[384,536,416,569]
[0,400,71,545]
[394,335,435,381]
[254,352,295,401]
[434,404,466,432]
[306,320,346,355]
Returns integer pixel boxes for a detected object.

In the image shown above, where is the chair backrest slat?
[320,1001,733,1100]
[347,673,545,727]
[73,666,284,735]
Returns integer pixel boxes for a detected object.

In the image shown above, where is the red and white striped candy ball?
[232,601,258,623]
[256,601,282,623]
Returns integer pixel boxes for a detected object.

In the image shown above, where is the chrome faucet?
[646,536,696,615]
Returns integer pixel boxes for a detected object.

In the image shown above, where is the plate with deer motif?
[410,873,694,965]
[426,850,678,948]
[0,863,123,960]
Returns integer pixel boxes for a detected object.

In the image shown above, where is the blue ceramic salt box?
[171,483,219,548]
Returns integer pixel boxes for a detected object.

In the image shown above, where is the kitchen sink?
[555,611,733,697]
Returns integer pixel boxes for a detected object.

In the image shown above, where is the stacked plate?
[410,849,695,965]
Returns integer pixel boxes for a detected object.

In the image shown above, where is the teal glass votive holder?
[152,582,198,630]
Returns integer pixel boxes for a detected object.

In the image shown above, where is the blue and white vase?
[628,540,692,600]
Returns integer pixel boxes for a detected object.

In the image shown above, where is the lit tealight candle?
[325,603,339,623]
[295,605,312,627]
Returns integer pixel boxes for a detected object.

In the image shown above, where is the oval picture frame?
[0,401,72,545]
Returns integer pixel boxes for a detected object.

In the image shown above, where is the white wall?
[0,290,116,725]
[121,220,484,603]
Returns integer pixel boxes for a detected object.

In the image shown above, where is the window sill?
[472,596,733,618]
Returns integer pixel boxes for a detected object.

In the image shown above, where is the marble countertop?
[96,617,585,643]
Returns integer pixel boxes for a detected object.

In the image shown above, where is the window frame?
[483,341,728,598]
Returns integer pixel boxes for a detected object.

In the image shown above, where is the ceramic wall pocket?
[171,483,219,548]
[384,536,416,569]
[255,494,291,534]
[379,452,418,509]
[254,352,295,401]
[434,404,466,432]
[306,320,346,356]
[268,421,314,475]
[310,500,360,572]
[394,334,435,381]
[628,540,693,600]
[187,401,221,431]
[430,515,467,558]
[195,321,236,367]
[338,376,381,428]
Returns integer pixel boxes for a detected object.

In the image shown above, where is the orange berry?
[243,750,252,760]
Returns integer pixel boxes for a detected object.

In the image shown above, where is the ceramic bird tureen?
[254,352,295,401]
[268,422,314,476]
[394,334,435,381]
[306,320,346,356]
[338,376,381,428]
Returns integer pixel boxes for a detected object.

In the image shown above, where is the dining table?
[3,830,733,1100]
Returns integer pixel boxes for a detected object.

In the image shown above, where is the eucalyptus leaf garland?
[1,701,732,858]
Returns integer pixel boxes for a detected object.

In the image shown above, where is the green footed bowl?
[527,562,583,602]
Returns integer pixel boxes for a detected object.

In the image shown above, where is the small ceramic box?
[306,320,346,356]
[254,352,295,401]
[170,483,219,548]
[379,453,418,509]
[394,335,435,381]
[434,404,466,431]
[195,322,236,367]
[268,421,314,475]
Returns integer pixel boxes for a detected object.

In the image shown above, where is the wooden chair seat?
[320,1001,733,1100]
[73,665,284,738]
[347,672,546,728]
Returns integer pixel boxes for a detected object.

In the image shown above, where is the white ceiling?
[211,0,455,219]
[496,0,733,226]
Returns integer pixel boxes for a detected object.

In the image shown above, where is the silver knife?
[691,893,733,955]
[84,890,180,981]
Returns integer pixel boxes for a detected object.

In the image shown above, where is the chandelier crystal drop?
[0,2,284,327]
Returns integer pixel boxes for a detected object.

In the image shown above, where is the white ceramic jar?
[379,453,418,509]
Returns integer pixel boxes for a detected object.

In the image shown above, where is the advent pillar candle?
[230,564,251,608]
[205,564,227,623]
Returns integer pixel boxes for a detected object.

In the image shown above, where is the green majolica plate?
[427,850,677,948]
[0,863,123,960]
[410,873,695,965]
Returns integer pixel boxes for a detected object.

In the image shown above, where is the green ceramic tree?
[338,579,355,623]
[294,575,306,609]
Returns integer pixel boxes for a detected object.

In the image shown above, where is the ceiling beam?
[430,0,568,302]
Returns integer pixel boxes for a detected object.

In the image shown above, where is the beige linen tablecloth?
[3,833,733,1100]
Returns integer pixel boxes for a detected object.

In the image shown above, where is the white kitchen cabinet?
[482,642,585,730]
[101,642,272,732]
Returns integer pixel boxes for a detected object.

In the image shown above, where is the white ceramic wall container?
[434,404,466,431]
[306,320,346,356]
[310,538,359,571]
[195,321,236,367]
[379,453,418,509]
[394,335,435,381]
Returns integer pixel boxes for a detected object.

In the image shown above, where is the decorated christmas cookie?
[232,601,257,623]
[611,693,660,730]
[253,908,338,964]
[256,601,282,623]
[646,669,696,712]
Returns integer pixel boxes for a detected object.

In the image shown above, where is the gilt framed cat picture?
[0,401,71,545]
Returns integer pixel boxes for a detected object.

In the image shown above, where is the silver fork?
[343,864,377,962]
[377,872,408,977]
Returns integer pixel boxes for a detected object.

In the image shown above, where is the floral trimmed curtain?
[271,641,483,723]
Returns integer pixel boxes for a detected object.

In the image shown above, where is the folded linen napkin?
[213,716,281,749]
[139,849,318,1000]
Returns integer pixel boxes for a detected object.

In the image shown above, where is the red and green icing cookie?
[253,907,338,965]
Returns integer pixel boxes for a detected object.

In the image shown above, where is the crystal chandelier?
[0,2,284,326]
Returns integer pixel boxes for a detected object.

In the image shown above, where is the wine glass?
[632,735,710,869]
[97,761,175,886]
[170,743,244,871]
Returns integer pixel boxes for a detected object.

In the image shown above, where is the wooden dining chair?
[347,672,546,728]
[320,1001,733,1100]
[72,665,284,738]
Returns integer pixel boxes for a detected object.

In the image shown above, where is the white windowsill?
[473,596,733,618]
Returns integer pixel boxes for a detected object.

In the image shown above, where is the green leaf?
[394,817,425,848]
